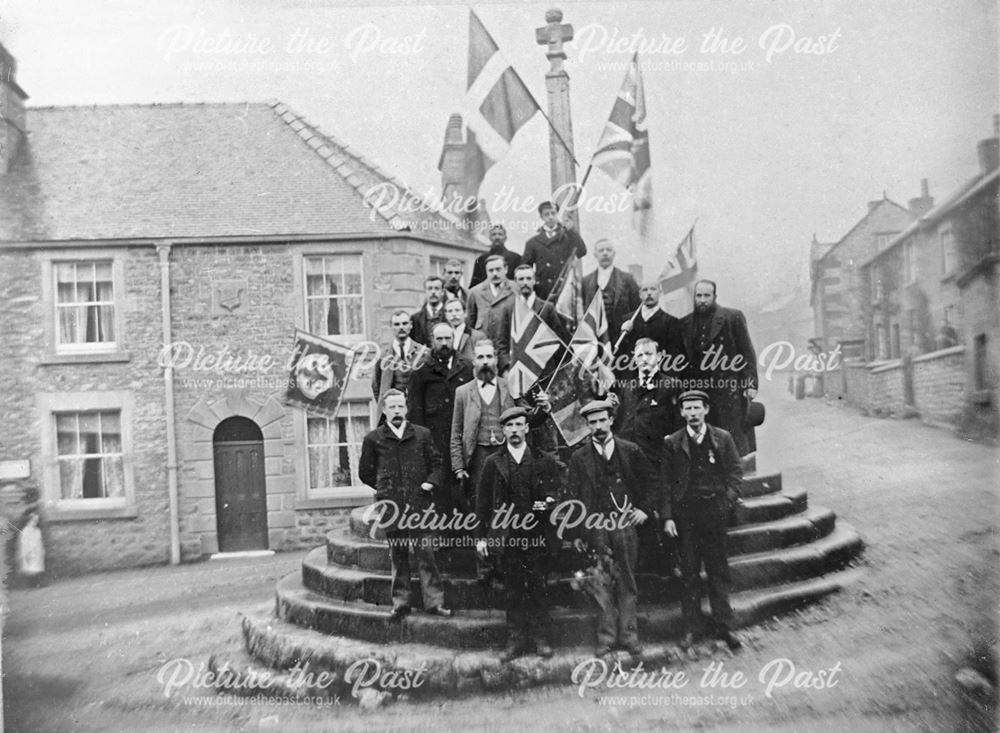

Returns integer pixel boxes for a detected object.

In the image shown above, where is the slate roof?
[0,100,483,248]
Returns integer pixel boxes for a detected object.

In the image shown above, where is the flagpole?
[611,304,643,356]
[556,163,593,225]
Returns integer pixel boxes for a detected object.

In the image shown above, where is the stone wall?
[912,347,967,426]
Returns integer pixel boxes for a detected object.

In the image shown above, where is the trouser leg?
[676,510,704,633]
[412,532,445,610]
[615,527,640,648]
[525,548,553,645]
[701,501,735,631]
[388,532,413,611]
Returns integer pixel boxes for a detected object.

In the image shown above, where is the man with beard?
[617,277,683,367]
[680,280,758,455]
[359,389,453,621]
[476,406,563,661]
[410,275,448,347]
[569,399,656,657]
[466,255,516,371]
[442,259,469,307]
[662,390,743,650]
[372,310,428,405]
[470,223,522,287]
[521,201,587,300]
[450,340,551,513]
[443,296,485,363]
[407,323,474,512]
[581,239,640,347]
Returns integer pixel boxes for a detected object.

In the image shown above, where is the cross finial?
[536,8,574,73]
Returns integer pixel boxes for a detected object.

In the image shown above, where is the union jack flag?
[507,297,562,398]
[570,294,616,393]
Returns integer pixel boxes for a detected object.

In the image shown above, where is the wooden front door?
[213,417,268,552]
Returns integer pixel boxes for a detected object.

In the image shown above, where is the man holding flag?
[522,201,587,301]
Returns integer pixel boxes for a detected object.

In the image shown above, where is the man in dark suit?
[410,275,448,347]
[680,280,758,456]
[466,255,516,371]
[569,400,656,657]
[358,389,453,620]
[509,264,569,343]
[443,296,485,363]
[470,224,522,288]
[661,390,743,650]
[521,201,587,300]
[582,239,640,347]
[407,323,473,512]
[617,278,684,364]
[476,406,563,662]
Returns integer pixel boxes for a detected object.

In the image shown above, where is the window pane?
[103,456,125,498]
[100,412,122,453]
[343,298,364,335]
[344,272,362,295]
[56,414,79,455]
[59,458,85,499]
[78,413,100,454]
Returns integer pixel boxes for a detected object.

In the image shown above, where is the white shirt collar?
[507,441,527,463]
[597,265,613,289]
[393,338,415,358]
[640,304,660,321]
[452,323,466,344]
[387,420,408,440]
[521,292,537,308]
[593,435,615,459]
[686,423,707,444]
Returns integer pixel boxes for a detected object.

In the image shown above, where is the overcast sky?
[2,0,997,308]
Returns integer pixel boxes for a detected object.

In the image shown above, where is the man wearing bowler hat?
[476,406,563,662]
[661,390,744,650]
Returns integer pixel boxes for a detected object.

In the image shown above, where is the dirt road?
[3,379,997,732]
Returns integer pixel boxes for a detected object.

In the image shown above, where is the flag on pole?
[544,352,592,446]
[508,296,562,398]
[570,294,616,393]
[549,256,585,329]
[463,10,540,198]
[590,53,651,211]
[658,224,699,318]
[285,330,357,417]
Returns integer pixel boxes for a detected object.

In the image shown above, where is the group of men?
[359,201,758,662]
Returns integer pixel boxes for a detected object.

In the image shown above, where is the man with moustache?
[476,406,563,661]
[521,201,587,300]
[442,259,469,307]
[581,239,640,347]
[359,389,453,621]
[466,255,516,371]
[443,296,485,363]
[470,223,522,287]
[569,399,656,658]
[407,322,473,512]
[410,275,448,347]
[450,340,551,514]
[617,277,684,366]
[509,264,568,341]
[372,310,428,405]
[680,280,758,455]
[662,390,743,650]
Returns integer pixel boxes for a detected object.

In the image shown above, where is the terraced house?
[0,43,484,574]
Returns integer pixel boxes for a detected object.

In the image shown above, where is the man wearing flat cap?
[569,399,657,657]
[476,406,563,662]
[661,390,744,650]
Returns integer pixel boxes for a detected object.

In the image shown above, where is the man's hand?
[475,539,488,558]
[620,318,633,334]
[420,482,434,492]
[607,392,620,409]
[664,519,677,537]
[534,391,551,413]
[631,508,648,526]
[454,469,469,481]
[572,538,586,553]
[746,387,758,400]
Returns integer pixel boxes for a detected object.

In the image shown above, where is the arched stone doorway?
[213,416,268,552]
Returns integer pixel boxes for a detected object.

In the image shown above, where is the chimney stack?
[976,114,999,174]
[437,113,467,207]
[908,178,934,217]
[0,43,28,174]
